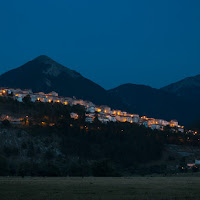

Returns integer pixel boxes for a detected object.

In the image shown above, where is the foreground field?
[0,177,200,200]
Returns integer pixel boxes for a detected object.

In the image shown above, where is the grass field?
[0,177,200,200]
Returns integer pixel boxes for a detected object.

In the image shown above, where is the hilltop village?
[0,87,185,133]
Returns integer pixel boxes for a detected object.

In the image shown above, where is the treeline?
[0,96,199,176]
[0,95,85,124]
[0,122,163,177]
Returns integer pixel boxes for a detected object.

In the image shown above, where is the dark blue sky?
[0,0,200,89]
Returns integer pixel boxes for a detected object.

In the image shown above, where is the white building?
[85,116,94,123]
[86,106,95,113]
[70,113,78,119]
[100,106,111,114]
[151,124,162,130]
[98,116,110,124]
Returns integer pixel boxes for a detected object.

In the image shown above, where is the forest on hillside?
[0,97,199,176]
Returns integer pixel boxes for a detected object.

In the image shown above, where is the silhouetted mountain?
[0,55,111,105]
[108,83,199,125]
[161,74,200,100]
[0,55,199,125]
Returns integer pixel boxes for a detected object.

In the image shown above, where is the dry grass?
[0,177,200,200]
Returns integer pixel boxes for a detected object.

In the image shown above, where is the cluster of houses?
[0,87,185,132]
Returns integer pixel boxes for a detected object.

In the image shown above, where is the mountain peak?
[33,55,60,65]
[30,55,81,78]
[34,55,51,61]
[0,56,108,105]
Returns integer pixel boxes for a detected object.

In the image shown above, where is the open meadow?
[0,176,200,200]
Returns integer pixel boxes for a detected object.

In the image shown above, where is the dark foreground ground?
[0,177,200,200]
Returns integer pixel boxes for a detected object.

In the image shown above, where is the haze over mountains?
[0,55,199,125]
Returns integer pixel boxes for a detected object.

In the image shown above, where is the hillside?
[108,83,199,125]
[161,74,200,100]
[0,97,199,177]
[0,55,111,105]
[0,97,165,177]
[0,55,200,125]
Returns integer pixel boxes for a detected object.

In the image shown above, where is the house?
[72,99,85,106]
[64,97,73,105]
[131,114,139,118]
[70,112,78,119]
[22,89,33,95]
[98,116,110,124]
[14,93,27,102]
[100,106,111,114]
[111,110,122,116]
[86,106,95,113]
[33,93,46,102]
[29,94,38,102]
[48,91,58,96]
[95,107,102,113]
[178,125,184,133]
[126,116,134,123]
[143,121,149,128]
[85,101,95,107]
[121,112,127,116]
[85,116,94,123]
[157,119,169,126]
[151,124,161,130]
[170,120,178,127]
[110,115,117,122]
[115,115,122,122]
[132,116,139,123]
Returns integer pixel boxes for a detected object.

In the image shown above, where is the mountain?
[161,74,200,100]
[0,55,112,105]
[0,55,199,125]
[108,83,199,125]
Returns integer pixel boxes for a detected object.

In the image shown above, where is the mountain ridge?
[161,74,200,99]
[0,55,199,125]
[108,83,198,125]
[0,55,111,105]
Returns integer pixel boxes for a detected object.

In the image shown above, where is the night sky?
[0,0,200,89]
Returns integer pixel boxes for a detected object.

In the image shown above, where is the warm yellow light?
[64,102,68,105]
[97,109,101,112]
[104,110,107,113]
[2,90,6,94]
[48,99,52,103]
[56,100,60,103]
[37,98,40,101]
